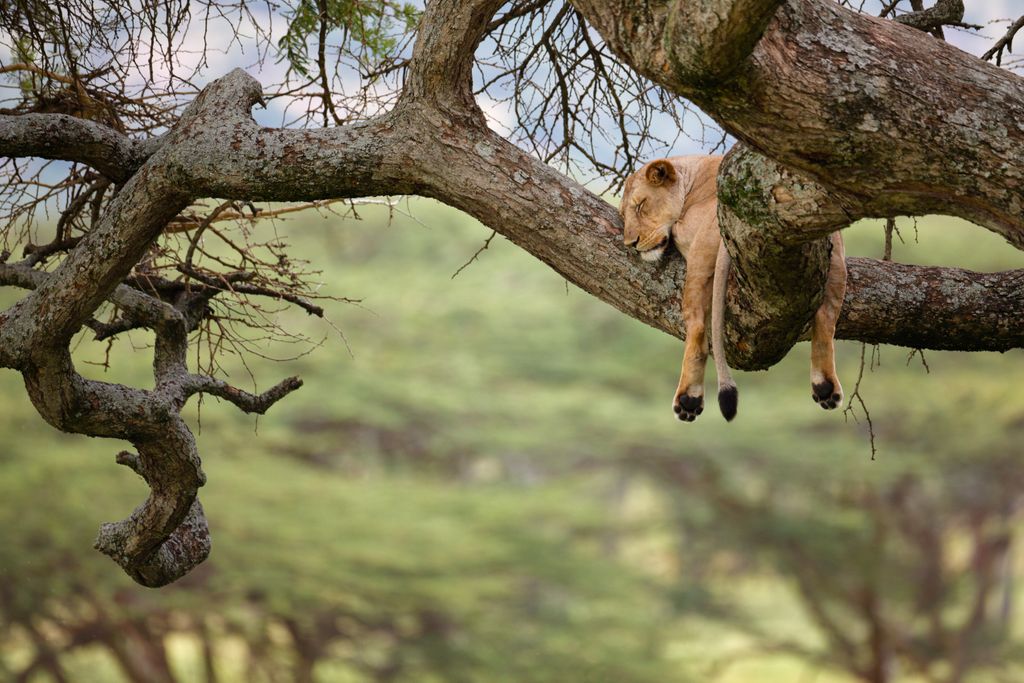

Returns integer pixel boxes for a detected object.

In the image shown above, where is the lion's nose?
[624,234,639,248]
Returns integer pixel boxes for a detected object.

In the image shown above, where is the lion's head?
[620,159,685,262]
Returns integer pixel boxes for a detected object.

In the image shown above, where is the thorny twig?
[451,230,497,279]
[844,342,878,460]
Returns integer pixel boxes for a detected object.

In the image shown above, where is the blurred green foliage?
[1,201,1024,682]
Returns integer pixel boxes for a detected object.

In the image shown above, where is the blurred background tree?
[2,204,1023,682]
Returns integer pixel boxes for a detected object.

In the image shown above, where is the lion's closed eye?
[634,199,646,216]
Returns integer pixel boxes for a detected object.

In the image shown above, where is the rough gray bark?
[0,0,1022,584]
[0,113,154,183]
[716,145,855,367]
[0,74,304,586]
[894,0,964,34]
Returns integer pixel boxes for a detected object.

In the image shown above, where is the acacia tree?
[0,0,1021,587]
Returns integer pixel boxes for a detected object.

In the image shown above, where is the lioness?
[621,156,847,422]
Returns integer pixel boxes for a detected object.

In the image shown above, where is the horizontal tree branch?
[839,258,1024,352]
[4,64,1022,369]
[0,113,156,182]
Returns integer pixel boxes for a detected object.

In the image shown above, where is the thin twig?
[451,230,497,279]
[982,15,1024,66]
[843,343,878,460]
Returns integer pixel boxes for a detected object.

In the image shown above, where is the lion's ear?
[645,159,677,186]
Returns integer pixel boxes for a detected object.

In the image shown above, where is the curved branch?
[2,0,1024,588]
[716,145,853,367]
[2,157,189,357]
[184,375,304,414]
[402,0,506,109]
[0,113,155,182]
[406,119,1024,362]
[94,427,209,588]
[664,0,786,86]
[17,349,209,587]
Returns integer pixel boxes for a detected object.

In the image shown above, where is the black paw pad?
[718,385,738,422]
[673,393,704,422]
[812,380,841,410]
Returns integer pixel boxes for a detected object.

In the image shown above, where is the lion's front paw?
[812,377,844,410]
[673,391,704,422]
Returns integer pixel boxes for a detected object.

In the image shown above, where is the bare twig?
[451,230,497,279]
[184,374,304,414]
[982,16,1024,66]
[843,343,878,460]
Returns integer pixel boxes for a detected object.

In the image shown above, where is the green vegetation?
[277,0,418,78]
[1,201,1023,682]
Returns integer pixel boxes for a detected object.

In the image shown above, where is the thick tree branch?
[570,0,1024,247]
[0,113,156,182]
[716,145,858,367]
[564,0,1024,367]
[18,348,209,587]
[1,162,189,359]
[3,60,1021,371]
[664,0,786,86]
[894,0,964,34]
[839,260,1024,352]
[402,0,506,110]
[0,71,307,586]
[0,261,188,342]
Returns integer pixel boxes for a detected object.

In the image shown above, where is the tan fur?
[621,156,846,421]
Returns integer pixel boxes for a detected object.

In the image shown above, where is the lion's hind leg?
[811,232,846,410]
[672,256,714,422]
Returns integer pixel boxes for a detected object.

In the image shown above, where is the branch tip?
[115,450,143,476]
[187,374,304,414]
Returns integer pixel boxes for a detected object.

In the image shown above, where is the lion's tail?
[712,241,738,421]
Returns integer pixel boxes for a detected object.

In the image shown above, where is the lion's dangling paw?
[673,391,704,422]
[811,377,843,410]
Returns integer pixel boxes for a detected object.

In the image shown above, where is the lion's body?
[621,156,846,421]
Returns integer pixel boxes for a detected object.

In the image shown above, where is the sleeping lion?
[620,156,847,422]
